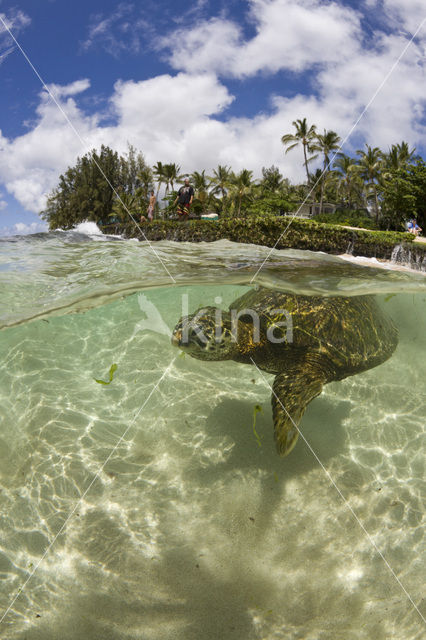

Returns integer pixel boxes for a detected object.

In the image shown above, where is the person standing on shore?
[147,190,156,221]
[173,177,194,220]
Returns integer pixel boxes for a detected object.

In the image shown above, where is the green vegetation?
[106,216,426,265]
[41,145,153,229]
[315,209,376,229]
[41,119,426,238]
[281,117,318,183]
[279,121,426,232]
[94,363,118,385]
[252,404,263,448]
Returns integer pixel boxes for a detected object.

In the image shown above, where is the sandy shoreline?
[342,224,425,243]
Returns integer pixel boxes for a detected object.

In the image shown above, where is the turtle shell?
[228,287,398,378]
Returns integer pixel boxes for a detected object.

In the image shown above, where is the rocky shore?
[101,216,426,270]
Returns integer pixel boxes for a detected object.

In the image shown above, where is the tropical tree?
[307,168,325,203]
[379,159,426,231]
[227,169,255,216]
[356,145,383,223]
[191,170,209,192]
[333,153,363,209]
[153,161,166,198]
[119,145,152,196]
[137,165,154,203]
[41,145,123,229]
[281,118,318,183]
[191,170,211,213]
[407,159,426,231]
[383,142,416,173]
[208,165,232,215]
[260,165,288,194]
[209,165,232,199]
[307,168,338,209]
[379,168,417,230]
[287,182,309,203]
[110,192,141,223]
[315,130,341,171]
[162,163,182,195]
[311,129,341,214]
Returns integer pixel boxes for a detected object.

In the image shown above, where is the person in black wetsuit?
[173,178,194,219]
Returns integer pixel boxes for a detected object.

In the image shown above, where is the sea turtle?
[171,288,398,456]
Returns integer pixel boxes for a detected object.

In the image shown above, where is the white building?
[290,202,337,218]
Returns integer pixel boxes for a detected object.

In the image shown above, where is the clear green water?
[0,230,425,639]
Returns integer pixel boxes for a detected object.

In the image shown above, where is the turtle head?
[171,306,238,361]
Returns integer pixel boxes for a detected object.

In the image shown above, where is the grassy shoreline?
[101,216,426,267]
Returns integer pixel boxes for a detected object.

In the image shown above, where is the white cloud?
[159,18,242,76]
[14,221,47,234]
[47,79,91,98]
[316,30,426,149]
[161,0,363,76]
[372,0,426,34]
[107,73,233,145]
[0,8,31,65]
[0,74,235,212]
[0,188,7,211]
[0,221,47,237]
[0,81,100,211]
[0,2,426,215]
[0,45,14,66]
[81,3,150,57]
[0,8,31,33]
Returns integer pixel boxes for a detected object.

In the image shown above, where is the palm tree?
[137,165,154,202]
[209,165,232,199]
[356,145,383,223]
[281,118,318,183]
[191,170,211,213]
[307,168,324,204]
[333,153,361,209]
[383,141,416,172]
[315,130,341,171]
[110,192,140,223]
[307,169,338,210]
[228,169,254,216]
[313,129,341,214]
[260,165,288,194]
[208,165,232,215]
[162,163,182,195]
[191,170,209,192]
[153,162,166,198]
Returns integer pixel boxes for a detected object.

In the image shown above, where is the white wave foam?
[73,221,104,236]
[338,253,426,275]
[70,221,123,241]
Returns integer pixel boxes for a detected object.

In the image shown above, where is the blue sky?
[0,0,426,235]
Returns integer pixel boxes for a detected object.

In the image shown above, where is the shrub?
[99,215,421,262]
[315,209,376,230]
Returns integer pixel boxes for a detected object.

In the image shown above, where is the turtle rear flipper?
[272,369,324,456]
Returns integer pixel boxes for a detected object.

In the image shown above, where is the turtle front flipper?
[272,369,324,456]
